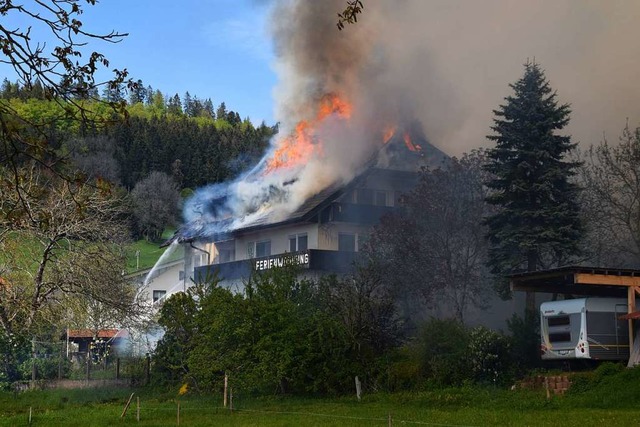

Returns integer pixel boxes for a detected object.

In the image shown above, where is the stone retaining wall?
[518,375,571,395]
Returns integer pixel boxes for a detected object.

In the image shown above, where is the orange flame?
[382,125,396,144]
[265,93,352,173]
[403,132,422,152]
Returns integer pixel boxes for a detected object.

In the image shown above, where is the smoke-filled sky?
[273,0,640,155]
[179,0,640,237]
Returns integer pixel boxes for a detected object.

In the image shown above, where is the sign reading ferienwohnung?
[253,251,310,271]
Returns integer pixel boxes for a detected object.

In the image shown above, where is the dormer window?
[375,190,387,206]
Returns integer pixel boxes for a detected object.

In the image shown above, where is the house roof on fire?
[176,124,449,242]
[227,127,448,234]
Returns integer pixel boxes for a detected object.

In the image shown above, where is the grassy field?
[2,383,640,426]
[125,229,182,273]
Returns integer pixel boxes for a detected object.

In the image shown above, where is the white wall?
[134,261,185,304]
[234,223,320,261]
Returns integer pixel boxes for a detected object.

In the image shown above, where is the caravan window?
[548,316,570,327]
[549,332,571,343]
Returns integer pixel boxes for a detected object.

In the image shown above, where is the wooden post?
[388,413,392,427]
[86,352,91,381]
[544,377,550,400]
[230,387,233,412]
[177,401,180,426]
[355,376,361,401]
[121,393,135,418]
[116,358,120,380]
[136,396,140,422]
[58,341,63,380]
[29,407,32,425]
[223,373,228,407]
[629,286,635,355]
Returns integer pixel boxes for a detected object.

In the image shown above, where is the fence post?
[116,358,120,380]
[177,401,180,426]
[355,376,361,401]
[86,352,90,381]
[223,373,228,407]
[58,341,63,380]
[136,396,140,422]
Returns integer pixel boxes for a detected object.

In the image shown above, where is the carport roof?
[509,266,640,297]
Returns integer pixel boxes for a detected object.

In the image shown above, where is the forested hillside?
[0,78,277,191]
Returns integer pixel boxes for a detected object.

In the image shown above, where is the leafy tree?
[153,292,199,385]
[365,151,492,323]
[0,165,137,381]
[484,61,583,300]
[318,269,401,389]
[131,171,180,240]
[65,135,121,184]
[416,318,470,386]
[0,0,135,250]
[337,0,364,30]
[580,123,640,267]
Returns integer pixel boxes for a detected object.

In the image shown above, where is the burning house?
[180,123,448,291]
[142,0,458,303]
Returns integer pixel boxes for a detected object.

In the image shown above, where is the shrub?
[416,318,470,386]
[383,346,422,391]
[506,311,541,376]
[468,326,511,385]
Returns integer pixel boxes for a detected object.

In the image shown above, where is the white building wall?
[132,261,185,305]
[233,223,320,261]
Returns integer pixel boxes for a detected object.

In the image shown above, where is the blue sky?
[3,0,278,125]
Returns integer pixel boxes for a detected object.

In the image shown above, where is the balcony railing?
[194,249,360,282]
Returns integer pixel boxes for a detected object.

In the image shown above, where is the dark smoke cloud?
[271,0,640,155]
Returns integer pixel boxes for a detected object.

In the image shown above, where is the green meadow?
[3,378,640,427]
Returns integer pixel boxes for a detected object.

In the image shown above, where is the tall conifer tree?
[484,61,583,300]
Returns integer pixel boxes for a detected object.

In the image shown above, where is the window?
[179,270,185,280]
[153,290,166,303]
[357,188,374,205]
[338,233,356,252]
[219,248,234,263]
[256,240,271,258]
[375,190,387,206]
[247,242,255,258]
[548,316,570,327]
[289,234,308,252]
[549,332,571,343]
